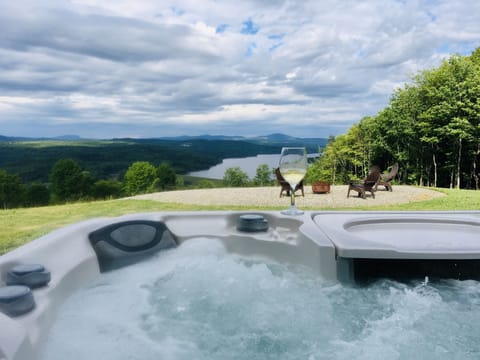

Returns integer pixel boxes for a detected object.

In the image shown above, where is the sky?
[0,0,479,139]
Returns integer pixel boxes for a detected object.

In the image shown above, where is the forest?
[0,136,325,208]
[0,138,283,183]
[307,48,480,190]
[0,135,327,184]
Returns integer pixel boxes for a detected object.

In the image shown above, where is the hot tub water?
[40,238,480,360]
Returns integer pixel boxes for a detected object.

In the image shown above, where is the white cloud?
[0,0,479,138]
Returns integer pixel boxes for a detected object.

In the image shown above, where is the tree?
[0,169,24,209]
[24,183,50,207]
[223,167,249,187]
[157,162,177,190]
[253,164,273,186]
[49,159,92,202]
[123,161,158,195]
[93,180,123,200]
[197,179,216,188]
[306,157,331,184]
[305,48,480,189]
[443,117,474,188]
[357,116,383,172]
[416,55,479,188]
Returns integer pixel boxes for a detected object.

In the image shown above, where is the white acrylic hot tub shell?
[0,218,106,360]
[2,210,480,360]
[0,211,335,360]
[313,211,480,259]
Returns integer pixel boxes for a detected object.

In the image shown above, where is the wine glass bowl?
[278,147,307,215]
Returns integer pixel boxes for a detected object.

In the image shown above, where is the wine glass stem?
[290,186,296,207]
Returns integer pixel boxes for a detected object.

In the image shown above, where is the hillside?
[0,135,327,183]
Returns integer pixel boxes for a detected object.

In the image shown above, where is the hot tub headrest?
[89,220,177,272]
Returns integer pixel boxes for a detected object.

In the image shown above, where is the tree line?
[0,139,282,183]
[0,159,178,209]
[307,48,480,189]
[0,160,280,209]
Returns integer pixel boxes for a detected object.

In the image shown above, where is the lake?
[188,153,318,179]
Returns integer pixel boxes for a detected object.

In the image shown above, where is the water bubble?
[40,238,480,360]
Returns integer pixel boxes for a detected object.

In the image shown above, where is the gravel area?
[130,185,444,208]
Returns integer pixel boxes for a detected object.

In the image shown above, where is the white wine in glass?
[279,147,307,215]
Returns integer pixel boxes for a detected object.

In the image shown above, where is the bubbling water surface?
[41,238,480,360]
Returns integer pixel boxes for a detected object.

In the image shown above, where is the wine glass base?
[281,206,304,216]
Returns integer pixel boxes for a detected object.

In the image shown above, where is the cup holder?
[237,214,269,232]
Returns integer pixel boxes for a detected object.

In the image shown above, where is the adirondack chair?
[347,166,381,199]
[376,163,399,191]
[275,168,304,198]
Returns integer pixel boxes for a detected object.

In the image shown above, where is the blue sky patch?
[437,43,451,53]
[268,34,285,40]
[269,43,282,52]
[241,19,259,35]
[170,6,185,16]
[356,48,366,59]
[216,24,229,33]
[245,42,257,56]
[437,43,475,56]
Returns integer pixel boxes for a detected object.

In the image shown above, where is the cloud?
[0,0,479,139]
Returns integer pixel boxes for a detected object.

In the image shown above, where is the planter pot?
[312,181,330,194]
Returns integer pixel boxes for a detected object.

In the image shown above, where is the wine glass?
[278,147,307,215]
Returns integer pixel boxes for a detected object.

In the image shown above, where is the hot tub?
[1,210,480,360]
[314,211,480,282]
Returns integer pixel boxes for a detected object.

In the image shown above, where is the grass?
[373,187,480,211]
[308,187,480,212]
[1,187,479,254]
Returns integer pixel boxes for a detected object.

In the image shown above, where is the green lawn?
[1,187,479,254]
[322,187,480,211]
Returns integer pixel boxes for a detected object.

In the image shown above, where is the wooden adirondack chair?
[376,163,399,191]
[275,168,304,197]
[347,166,381,199]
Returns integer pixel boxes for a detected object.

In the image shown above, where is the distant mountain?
[160,133,300,142]
[53,134,82,140]
[1,132,325,142]
[255,133,297,141]
[247,134,328,150]
[0,133,327,151]
[0,135,31,141]
[154,133,327,152]
[158,133,326,145]
[0,134,82,141]
[158,134,246,141]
